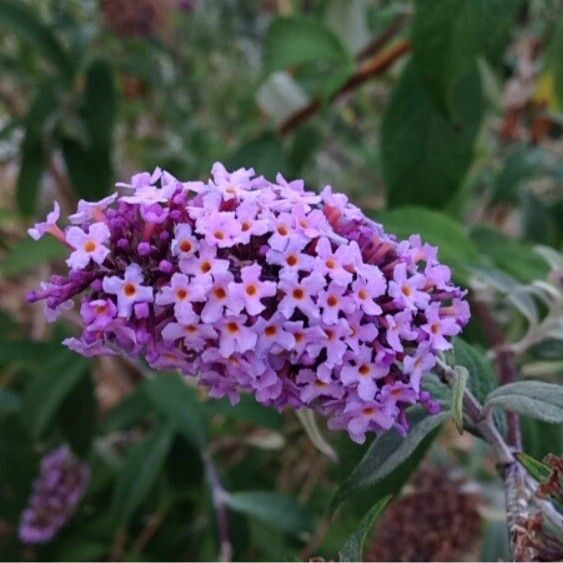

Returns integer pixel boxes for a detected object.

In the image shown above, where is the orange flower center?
[179,240,192,253]
[277,225,289,236]
[227,322,239,333]
[292,288,305,300]
[359,364,371,376]
[214,230,225,240]
[402,284,412,297]
[245,284,257,296]
[358,289,368,300]
[325,258,336,269]
[201,261,212,273]
[286,254,298,267]
[265,326,277,336]
[241,221,251,232]
[214,287,227,299]
[123,283,136,297]
[327,295,338,307]
[84,241,96,253]
[176,289,188,300]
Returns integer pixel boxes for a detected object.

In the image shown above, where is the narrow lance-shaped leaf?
[224,491,313,536]
[16,85,58,216]
[332,407,450,509]
[339,495,391,562]
[112,424,174,524]
[143,374,207,450]
[451,365,469,434]
[515,452,552,483]
[485,381,563,424]
[22,351,89,440]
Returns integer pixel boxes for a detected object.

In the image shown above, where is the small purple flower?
[350,275,386,316]
[66,223,111,269]
[384,310,418,352]
[421,303,461,350]
[229,264,277,316]
[278,273,324,319]
[27,202,61,240]
[340,346,388,400]
[317,282,354,325]
[156,272,210,322]
[200,271,236,323]
[80,298,117,330]
[19,446,89,545]
[102,263,153,318]
[197,211,241,248]
[388,263,430,311]
[69,194,117,225]
[217,315,257,357]
[314,237,354,286]
[252,313,295,355]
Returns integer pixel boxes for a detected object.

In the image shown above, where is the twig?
[470,299,522,449]
[202,451,233,562]
[357,12,409,62]
[435,357,539,561]
[129,510,166,557]
[278,39,410,135]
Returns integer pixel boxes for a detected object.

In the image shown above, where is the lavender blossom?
[19,446,90,544]
[27,164,470,443]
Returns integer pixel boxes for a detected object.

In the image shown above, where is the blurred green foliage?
[0,0,562,561]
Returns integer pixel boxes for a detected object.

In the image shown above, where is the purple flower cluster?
[19,446,90,544]
[28,164,469,443]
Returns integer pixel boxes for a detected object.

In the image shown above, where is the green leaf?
[143,374,207,450]
[22,351,89,440]
[59,371,97,457]
[453,338,496,405]
[0,0,72,79]
[112,424,173,524]
[547,16,563,106]
[339,495,391,562]
[296,408,338,461]
[412,0,521,117]
[103,388,152,432]
[204,395,283,431]
[1,236,67,278]
[0,389,21,416]
[451,365,468,434]
[381,61,483,209]
[485,381,563,424]
[332,407,450,509]
[373,207,479,283]
[515,452,552,483]
[471,226,550,283]
[0,339,61,366]
[224,491,313,535]
[228,134,288,180]
[16,85,58,215]
[264,15,352,74]
[83,58,117,149]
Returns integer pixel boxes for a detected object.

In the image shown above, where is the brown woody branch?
[278,39,410,136]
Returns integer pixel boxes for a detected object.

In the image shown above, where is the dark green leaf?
[228,134,288,180]
[16,86,58,215]
[112,424,173,524]
[61,136,113,200]
[373,207,479,283]
[0,388,21,416]
[225,491,313,535]
[59,371,97,457]
[21,351,89,439]
[515,452,552,483]
[485,381,563,423]
[332,407,450,509]
[471,226,550,283]
[412,0,521,117]
[204,395,283,431]
[339,495,391,561]
[1,236,67,277]
[521,417,563,460]
[103,388,152,432]
[0,0,72,79]
[143,374,207,450]
[264,16,352,74]
[83,58,117,149]
[0,339,61,366]
[381,62,483,208]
